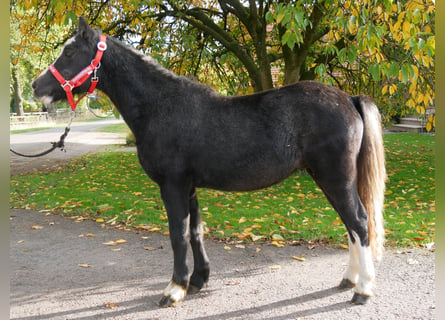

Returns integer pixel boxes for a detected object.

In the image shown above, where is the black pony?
[32,17,386,307]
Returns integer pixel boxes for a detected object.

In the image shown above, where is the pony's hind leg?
[338,233,360,291]
[307,167,375,304]
[188,188,210,294]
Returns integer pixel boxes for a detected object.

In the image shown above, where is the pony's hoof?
[159,281,187,307]
[339,278,356,290]
[159,295,175,308]
[351,292,370,305]
[187,284,202,295]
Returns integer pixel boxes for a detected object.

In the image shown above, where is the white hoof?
[159,281,187,307]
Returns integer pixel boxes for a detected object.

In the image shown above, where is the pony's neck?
[96,37,191,133]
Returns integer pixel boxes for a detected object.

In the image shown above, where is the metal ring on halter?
[97,41,107,51]
[90,60,101,69]
[62,81,74,90]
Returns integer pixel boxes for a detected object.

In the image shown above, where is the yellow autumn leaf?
[96,218,104,223]
[114,239,127,244]
[224,245,231,251]
[238,216,247,223]
[338,244,348,249]
[269,264,281,270]
[78,263,92,268]
[251,234,264,242]
[296,193,305,198]
[402,21,411,37]
[390,84,397,95]
[103,241,117,246]
[31,225,43,230]
[272,241,285,248]
[426,121,432,132]
[292,256,306,262]
[86,233,95,237]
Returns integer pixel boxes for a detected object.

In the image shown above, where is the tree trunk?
[254,34,274,91]
[11,65,24,116]
[281,1,326,86]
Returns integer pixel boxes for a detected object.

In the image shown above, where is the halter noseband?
[49,34,107,111]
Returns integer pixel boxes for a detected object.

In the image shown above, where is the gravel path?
[10,120,436,319]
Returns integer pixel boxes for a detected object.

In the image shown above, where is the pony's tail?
[353,95,386,261]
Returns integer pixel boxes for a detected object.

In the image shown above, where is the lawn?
[10,133,435,248]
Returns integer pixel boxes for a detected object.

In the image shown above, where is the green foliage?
[10,133,435,248]
[126,132,136,146]
[13,0,435,129]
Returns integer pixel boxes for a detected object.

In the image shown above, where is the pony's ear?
[78,16,94,41]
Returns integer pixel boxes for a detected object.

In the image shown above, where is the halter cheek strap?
[49,34,107,111]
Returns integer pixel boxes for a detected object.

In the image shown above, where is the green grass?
[10,133,435,248]
[96,122,129,133]
[10,127,57,135]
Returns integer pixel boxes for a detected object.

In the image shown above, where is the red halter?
[49,34,107,111]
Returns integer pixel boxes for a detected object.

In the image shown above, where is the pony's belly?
[194,164,300,192]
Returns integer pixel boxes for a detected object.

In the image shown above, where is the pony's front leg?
[159,181,191,307]
[188,188,210,294]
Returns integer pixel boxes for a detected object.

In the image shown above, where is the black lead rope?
[10,126,71,158]
[10,111,75,158]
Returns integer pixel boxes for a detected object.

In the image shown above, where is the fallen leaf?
[235,244,245,249]
[271,234,284,241]
[17,240,24,244]
[31,225,43,230]
[292,256,306,262]
[338,244,348,249]
[104,302,118,309]
[78,263,92,268]
[96,218,104,223]
[144,246,158,251]
[239,217,247,223]
[251,234,264,242]
[256,248,261,253]
[421,242,435,251]
[224,245,231,251]
[271,240,285,248]
[86,233,95,237]
[114,239,127,244]
[103,241,118,246]
[269,264,281,270]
